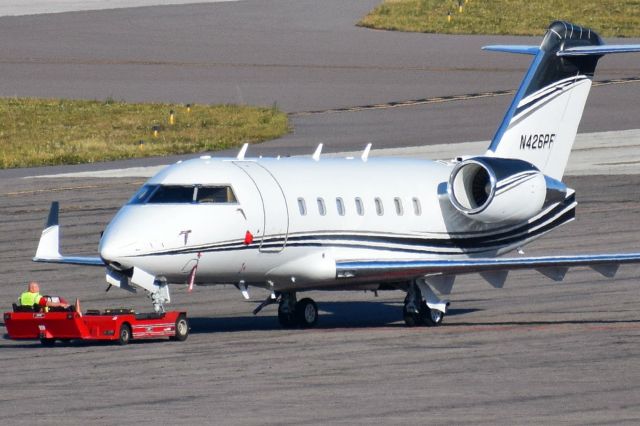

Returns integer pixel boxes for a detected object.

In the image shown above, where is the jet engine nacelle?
[448,156,563,224]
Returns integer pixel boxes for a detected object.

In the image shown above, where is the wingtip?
[46,201,59,228]
[35,202,62,261]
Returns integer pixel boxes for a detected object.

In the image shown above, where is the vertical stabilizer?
[484,21,640,180]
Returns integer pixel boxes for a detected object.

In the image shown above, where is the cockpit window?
[148,185,195,203]
[128,184,238,204]
[196,186,237,203]
[128,184,159,204]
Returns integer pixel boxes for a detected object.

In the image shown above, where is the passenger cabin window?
[336,198,345,216]
[394,198,404,216]
[412,197,422,216]
[196,186,237,203]
[317,198,326,216]
[298,198,307,216]
[355,198,364,216]
[374,197,384,216]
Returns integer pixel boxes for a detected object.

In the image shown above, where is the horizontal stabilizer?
[482,45,539,55]
[33,202,104,266]
[558,45,640,56]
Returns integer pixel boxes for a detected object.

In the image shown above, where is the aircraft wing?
[32,202,105,266]
[335,252,640,286]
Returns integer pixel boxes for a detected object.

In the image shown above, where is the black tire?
[40,338,55,347]
[278,308,297,328]
[403,303,422,327]
[404,300,437,327]
[295,298,318,328]
[170,315,189,342]
[423,307,444,327]
[118,323,132,345]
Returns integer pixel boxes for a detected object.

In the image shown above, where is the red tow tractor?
[4,298,189,346]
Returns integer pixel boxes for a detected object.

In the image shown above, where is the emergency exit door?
[233,161,289,252]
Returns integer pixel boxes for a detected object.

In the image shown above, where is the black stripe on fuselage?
[133,195,575,257]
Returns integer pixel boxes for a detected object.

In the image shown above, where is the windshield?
[128,184,237,204]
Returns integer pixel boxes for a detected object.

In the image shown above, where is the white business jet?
[34,21,640,328]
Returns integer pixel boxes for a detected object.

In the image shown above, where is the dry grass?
[358,0,640,37]
[0,98,289,168]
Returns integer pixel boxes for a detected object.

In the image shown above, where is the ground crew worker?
[19,281,69,310]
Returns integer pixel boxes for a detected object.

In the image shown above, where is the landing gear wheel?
[403,304,422,327]
[278,306,297,328]
[278,292,297,328]
[423,307,444,327]
[171,314,189,342]
[118,323,132,345]
[40,338,55,347]
[403,300,445,327]
[403,290,427,327]
[295,298,318,328]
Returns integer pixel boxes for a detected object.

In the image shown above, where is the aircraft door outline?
[233,161,289,252]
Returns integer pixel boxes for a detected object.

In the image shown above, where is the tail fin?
[484,21,640,180]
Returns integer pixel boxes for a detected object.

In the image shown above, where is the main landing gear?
[277,292,318,329]
[252,291,319,328]
[403,282,444,327]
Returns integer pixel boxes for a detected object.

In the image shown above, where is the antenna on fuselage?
[236,143,249,160]
[312,143,323,161]
[361,143,372,162]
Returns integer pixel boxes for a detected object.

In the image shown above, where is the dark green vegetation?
[359,0,640,37]
[0,98,289,168]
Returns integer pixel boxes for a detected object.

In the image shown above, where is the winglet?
[33,202,105,266]
[46,201,59,228]
[34,202,62,261]
[312,143,323,161]
[236,143,249,160]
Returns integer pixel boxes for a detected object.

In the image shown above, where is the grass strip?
[0,98,289,168]
[358,0,640,37]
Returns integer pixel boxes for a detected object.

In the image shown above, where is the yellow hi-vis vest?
[19,291,42,307]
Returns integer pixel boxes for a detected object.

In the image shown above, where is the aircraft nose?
[99,230,127,268]
[99,209,138,268]
[99,235,116,263]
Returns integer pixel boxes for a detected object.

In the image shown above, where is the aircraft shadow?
[189,302,480,334]
[448,318,640,327]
